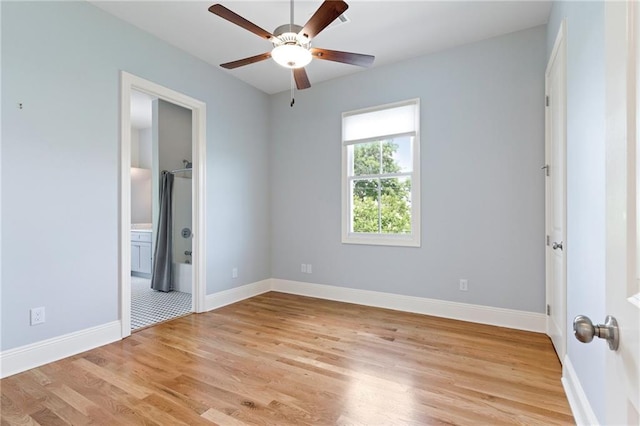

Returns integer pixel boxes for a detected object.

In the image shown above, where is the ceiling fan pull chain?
[290,70,295,107]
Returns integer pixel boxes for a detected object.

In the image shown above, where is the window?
[342,99,420,247]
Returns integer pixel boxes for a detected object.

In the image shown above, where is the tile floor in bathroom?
[131,276,192,330]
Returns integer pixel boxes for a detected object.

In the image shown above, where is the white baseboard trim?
[0,320,121,379]
[205,279,272,312]
[271,279,546,332]
[562,354,600,426]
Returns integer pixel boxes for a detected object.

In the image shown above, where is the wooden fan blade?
[220,52,272,69]
[293,68,311,90]
[299,1,349,40]
[208,4,274,40]
[311,48,375,67]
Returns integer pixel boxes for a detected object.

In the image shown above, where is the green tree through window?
[352,140,412,234]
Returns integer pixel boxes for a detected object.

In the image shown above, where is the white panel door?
[603,1,640,424]
[545,21,567,362]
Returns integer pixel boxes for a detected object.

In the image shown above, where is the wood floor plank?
[200,407,247,426]
[0,394,40,426]
[16,373,91,426]
[1,292,574,425]
[37,361,149,425]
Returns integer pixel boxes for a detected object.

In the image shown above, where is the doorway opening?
[130,91,193,330]
[120,72,207,338]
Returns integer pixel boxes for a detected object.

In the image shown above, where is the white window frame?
[341,99,421,247]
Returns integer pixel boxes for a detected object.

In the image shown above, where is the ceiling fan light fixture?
[271,44,312,69]
[210,0,374,92]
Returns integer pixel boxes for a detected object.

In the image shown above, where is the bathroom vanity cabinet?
[131,231,152,276]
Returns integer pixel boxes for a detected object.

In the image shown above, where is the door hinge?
[546,95,550,107]
[541,164,550,176]
[547,304,551,316]
[546,235,550,246]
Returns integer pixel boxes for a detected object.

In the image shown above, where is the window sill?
[342,233,420,248]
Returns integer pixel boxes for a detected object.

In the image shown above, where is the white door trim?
[119,71,207,337]
[545,19,568,361]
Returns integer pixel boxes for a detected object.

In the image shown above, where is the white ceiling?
[91,1,551,95]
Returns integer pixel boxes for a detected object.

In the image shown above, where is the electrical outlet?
[459,279,468,292]
[30,307,45,325]
[307,264,312,274]
[232,267,238,278]
[301,263,307,273]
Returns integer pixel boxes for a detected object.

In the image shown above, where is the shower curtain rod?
[169,167,192,174]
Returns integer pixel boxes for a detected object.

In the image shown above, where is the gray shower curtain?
[151,171,174,292]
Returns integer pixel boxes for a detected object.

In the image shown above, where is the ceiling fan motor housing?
[272,24,309,48]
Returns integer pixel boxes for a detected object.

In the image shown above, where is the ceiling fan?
[208,0,375,92]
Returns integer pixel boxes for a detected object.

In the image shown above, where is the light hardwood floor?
[1,292,574,425]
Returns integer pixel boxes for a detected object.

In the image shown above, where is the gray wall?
[156,99,192,173]
[139,128,153,170]
[269,26,547,313]
[547,2,606,422]
[1,1,271,351]
[155,99,193,266]
[130,168,152,224]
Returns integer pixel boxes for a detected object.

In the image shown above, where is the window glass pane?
[382,136,412,174]
[352,179,379,233]
[353,141,380,176]
[380,177,412,234]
